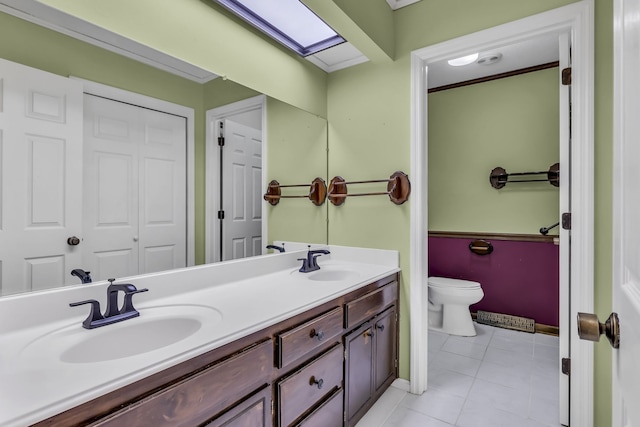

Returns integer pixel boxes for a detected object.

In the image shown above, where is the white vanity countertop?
[0,244,399,426]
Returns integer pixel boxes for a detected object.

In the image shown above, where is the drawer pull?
[376,323,385,332]
[310,329,325,341]
[310,376,324,389]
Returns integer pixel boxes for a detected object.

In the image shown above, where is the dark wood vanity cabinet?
[204,386,272,427]
[35,273,399,427]
[344,285,398,426]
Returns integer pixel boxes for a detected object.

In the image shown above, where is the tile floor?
[356,323,563,427]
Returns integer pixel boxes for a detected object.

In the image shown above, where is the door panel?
[614,0,640,424]
[222,120,262,261]
[83,95,139,280]
[0,58,83,295]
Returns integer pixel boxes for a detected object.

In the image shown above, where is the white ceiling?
[426,32,562,89]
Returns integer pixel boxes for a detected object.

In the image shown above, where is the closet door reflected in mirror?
[82,94,187,281]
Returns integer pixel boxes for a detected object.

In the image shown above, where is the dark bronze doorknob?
[67,236,81,246]
[577,312,620,348]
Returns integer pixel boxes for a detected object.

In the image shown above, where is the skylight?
[213,0,345,56]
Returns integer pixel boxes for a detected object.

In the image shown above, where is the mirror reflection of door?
[82,94,187,281]
[0,58,83,296]
[220,117,263,261]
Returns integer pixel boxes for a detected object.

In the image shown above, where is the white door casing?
[83,94,187,281]
[0,58,83,295]
[558,31,571,427]
[221,119,262,261]
[612,0,640,425]
[410,3,594,427]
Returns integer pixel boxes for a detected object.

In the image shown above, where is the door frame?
[73,78,196,267]
[409,2,594,426]
[205,95,267,263]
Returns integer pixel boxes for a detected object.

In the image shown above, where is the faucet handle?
[69,299,104,329]
[121,288,148,314]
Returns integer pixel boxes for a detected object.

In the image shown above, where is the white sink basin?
[306,269,360,282]
[20,304,222,364]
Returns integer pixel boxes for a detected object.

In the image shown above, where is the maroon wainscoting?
[428,236,559,327]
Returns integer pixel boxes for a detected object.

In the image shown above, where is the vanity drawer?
[277,344,343,426]
[296,388,343,427]
[277,306,343,368]
[93,339,273,427]
[345,281,398,329]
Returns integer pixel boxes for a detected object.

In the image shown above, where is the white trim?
[305,52,369,73]
[409,3,594,427]
[72,77,197,268]
[0,1,218,84]
[205,95,267,263]
[557,31,571,427]
[385,0,422,11]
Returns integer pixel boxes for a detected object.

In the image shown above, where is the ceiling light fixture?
[447,53,479,67]
[212,0,345,57]
[477,52,503,65]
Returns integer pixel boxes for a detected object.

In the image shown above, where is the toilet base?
[428,305,477,337]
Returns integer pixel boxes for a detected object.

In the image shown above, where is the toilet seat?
[428,276,481,290]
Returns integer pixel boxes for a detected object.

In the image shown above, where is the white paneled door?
[0,58,83,296]
[221,119,262,261]
[83,94,186,281]
[613,0,640,424]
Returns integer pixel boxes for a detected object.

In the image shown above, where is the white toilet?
[427,276,484,336]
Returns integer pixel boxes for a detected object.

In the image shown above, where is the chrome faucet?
[298,246,331,273]
[69,279,148,329]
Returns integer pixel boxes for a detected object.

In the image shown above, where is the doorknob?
[67,236,81,246]
[577,312,620,348]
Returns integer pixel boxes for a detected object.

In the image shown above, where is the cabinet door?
[205,386,271,427]
[344,321,374,422]
[373,307,397,394]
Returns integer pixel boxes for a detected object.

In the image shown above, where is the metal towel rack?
[327,171,411,206]
[263,177,327,206]
[489,163,559,189]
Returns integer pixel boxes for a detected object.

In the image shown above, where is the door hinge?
[394,359,398,368]
[562,67,572,85]
[562,212,572,230]
[218,121,225,146]
[562,357,571,376]
[271,399,274,416]
[217,210,225,220]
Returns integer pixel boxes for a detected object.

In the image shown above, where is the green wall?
[428,68,560,235]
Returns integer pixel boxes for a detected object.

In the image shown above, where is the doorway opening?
[409,2,594,426]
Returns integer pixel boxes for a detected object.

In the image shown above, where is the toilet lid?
[428,276,481,289]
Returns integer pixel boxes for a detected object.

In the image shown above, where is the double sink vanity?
[0,244,400,427]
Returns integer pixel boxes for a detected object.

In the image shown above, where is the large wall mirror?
[0,8,328,296]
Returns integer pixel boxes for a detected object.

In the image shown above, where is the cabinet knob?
[365,330,374,338]
[310,376,324,389]
[376,323,385,332]
[310,329,324,341]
